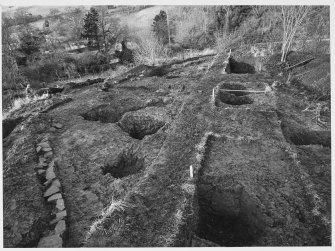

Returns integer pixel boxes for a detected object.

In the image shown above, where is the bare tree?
[223,6,231,33]
[66,7,85,44]
[280,6,310,62]
[166,10,171,46]
[2,14,26,90]
[96,6,125,52]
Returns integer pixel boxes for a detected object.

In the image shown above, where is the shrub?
[214,29,244,54]
[75,52,110,74]
[21,51,112,83]
[172,6,217,50]
[21,51,78,83]
[114,41,134,64]
[2,53,27,91]
[133,31,170,65]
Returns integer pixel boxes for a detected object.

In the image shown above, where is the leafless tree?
[65,7,85,44]
[95,6,125,52]
[280,6,310,62]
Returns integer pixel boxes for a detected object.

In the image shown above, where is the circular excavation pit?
[81,104,122,123]
[101,149,144,178]
[117,113,165,140]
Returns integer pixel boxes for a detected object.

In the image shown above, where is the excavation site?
[2,5,331,248]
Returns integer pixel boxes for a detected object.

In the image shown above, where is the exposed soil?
[101,148,145,178]
[197,139,266,246]
[117,107,167,139]
[229,57,256,74]
[3,52,331,247]
[218,90,254,105]
[281,119,331,147]
[197,135,310,246]
[2,116,24,139]
[81,104,124,123]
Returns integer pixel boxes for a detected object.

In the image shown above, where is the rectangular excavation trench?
[195,135,266,246]
[214,83,255,107]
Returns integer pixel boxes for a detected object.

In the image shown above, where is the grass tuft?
[85,198,131,243]
[181,183,195,195]
[3,93,50,119]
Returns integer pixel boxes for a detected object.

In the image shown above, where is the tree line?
[1,5,330,91]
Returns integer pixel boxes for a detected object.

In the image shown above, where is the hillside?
[114,6,177,31]
[2,6,89,17]
[2,5,172,32]
[2,51,331,247]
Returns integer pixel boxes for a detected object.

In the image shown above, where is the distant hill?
[2,6,91,17]
[2,5,176,33]
[114,5,176,32]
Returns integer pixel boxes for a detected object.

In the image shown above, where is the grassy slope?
[114,6,177,32]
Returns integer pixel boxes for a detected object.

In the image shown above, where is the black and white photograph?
[1,0,333,248]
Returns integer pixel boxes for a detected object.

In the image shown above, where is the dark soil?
[81,104,123,123]
[197,137,266,246]
[2,116,24,139]
[197,134,316,246]
[80,99,147,123]
[117,113,166,139]
[101,148,144,178]
[218,90,254,105]
[281,119,330,147]
[229,57,256,74]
